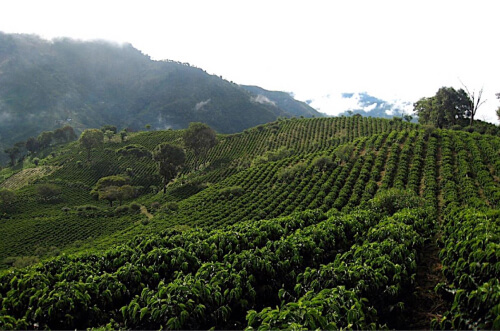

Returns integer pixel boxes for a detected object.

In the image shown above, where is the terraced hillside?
[0,116,498,329]
[0,116,408,264]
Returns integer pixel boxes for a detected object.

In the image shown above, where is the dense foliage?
[436,207,500,329]
[183,122,217,170]
[0,116,499,329]
[153,143,186,194]
[414,87,471,128]
[0,199,434,329]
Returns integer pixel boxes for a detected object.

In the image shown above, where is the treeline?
[3,126,77,166]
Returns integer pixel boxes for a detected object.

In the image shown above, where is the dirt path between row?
[405,137,449,329]
[403,238,449,329]
[140,205,154,220]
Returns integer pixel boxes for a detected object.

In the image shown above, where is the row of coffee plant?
[0,191,430,329]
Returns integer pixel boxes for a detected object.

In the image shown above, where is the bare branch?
[476,87,487,108]
[458,79,486,126]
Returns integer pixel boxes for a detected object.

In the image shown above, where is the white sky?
[1,0,499,121]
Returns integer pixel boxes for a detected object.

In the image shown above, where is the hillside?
[241,85,323,118]
[0,32,322,164]
[0,116,499,329]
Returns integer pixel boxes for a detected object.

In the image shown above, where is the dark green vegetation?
[0,32,321,164]
[0,116,499,329]
[414,86,500,135]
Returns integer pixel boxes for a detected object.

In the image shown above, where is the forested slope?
[0,32,321,164]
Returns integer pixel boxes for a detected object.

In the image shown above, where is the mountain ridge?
[0,32,322,164]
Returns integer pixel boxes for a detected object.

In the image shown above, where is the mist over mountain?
[0,32,322,164]
[241,85,325,118]
[337,92,413,118]
[306,92,414,119]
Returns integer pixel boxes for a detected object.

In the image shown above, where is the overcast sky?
[1,0,499,121]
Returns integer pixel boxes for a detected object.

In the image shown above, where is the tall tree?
[4,146,19,166]
[100,125,117,134]
[91,175,135,206]
[98,186,120,207]
[120,130,128,142]
[37,131,54,150]
[152,143,185,193]
[104,130,114,141]
[414,87,471,128]
[79,129,104,161]
[183,122,217,170]
[25,137,40,154]
[54,126,77,144]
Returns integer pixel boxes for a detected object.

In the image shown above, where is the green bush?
[150,201,161,210]
[219,186,244,198]
[76,204,100,211]
[312,155,333,171]
[4,256,40,268]
[36,183,62,203]
[115,205,131,215]
[369,188,423,215]
[277,162,306,183]
[130,202,141,211]
[34,246,61,258]
[164,202,179,212]
[76,204,103,216]
[116,144,151,158]
[0,189,16,212]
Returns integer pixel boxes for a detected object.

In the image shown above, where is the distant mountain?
[0,32,322,164]
[241,85,324,118]
[336,92,413,118]
[305,92,414,119]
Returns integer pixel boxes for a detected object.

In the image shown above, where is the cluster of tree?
[100,125,130,142]
[79,125,133,161]
[91,175,137,207]
[414,86,484,129]
[100,125,117,142]
[79,129,104,161]
[3,142,26,166]
[116,144,151,158]
[81,122,217,199]
[3,126,77,166]
[30,126,77,152]
[36,183,62,203]
[154,122,217,193]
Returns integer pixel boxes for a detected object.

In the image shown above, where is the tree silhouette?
[183,122,217,170]
[153,143,186,193]
[79,129,104,161]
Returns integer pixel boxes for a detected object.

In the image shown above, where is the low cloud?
[305,92,413,118]
[156,112,172,130]
[195,99,211,111]
[251,95,276,106]
[0,111,13,122]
